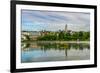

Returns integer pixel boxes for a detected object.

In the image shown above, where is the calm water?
[21,42,90,63]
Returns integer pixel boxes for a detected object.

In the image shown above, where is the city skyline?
[21,10,90,32]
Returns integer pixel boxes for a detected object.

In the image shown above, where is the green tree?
[78,31,83,40]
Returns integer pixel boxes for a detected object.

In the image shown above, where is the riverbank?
[22,41,90,44]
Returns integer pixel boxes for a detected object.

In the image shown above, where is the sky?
[21,9,90,31]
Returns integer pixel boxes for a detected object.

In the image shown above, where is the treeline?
[37,31,90,41]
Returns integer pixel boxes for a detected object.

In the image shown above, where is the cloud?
[21,10,90,31]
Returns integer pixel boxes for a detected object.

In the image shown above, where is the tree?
[25,35,31,40]
[78,31,83,40]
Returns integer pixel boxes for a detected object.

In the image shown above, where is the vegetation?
[37,31,90,41]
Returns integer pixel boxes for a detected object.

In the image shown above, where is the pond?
[21,42,90,63]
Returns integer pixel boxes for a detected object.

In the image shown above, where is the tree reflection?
[21,42,90,56]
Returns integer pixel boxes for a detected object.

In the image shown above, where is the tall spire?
[65,24,67,32]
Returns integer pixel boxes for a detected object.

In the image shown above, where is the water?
[21,42,90,63]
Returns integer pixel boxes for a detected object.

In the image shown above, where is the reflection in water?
[21,42,90,63]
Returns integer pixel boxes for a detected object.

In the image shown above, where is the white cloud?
[22,10,90,31]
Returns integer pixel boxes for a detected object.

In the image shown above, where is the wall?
[0,0,99,73]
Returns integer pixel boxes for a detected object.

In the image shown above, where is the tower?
[65,24,67,32]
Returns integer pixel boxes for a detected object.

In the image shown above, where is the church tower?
[65,24,67,32]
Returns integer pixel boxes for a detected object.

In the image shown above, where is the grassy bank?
[22,41,90,44]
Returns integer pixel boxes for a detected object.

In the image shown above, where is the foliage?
[37,31,90,41]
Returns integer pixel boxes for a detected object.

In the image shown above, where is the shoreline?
[22,41,90,44]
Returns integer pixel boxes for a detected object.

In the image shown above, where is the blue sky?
[21,10,90,31]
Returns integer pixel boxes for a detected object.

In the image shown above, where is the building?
[65,24,67,32]
[29,31,41,40]
[21,31,41,41]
